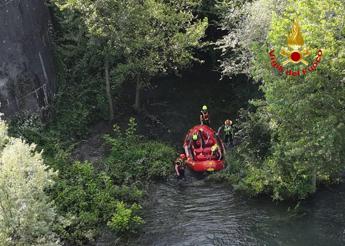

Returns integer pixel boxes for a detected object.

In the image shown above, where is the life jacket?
[224,125,232,135]
[201,111,209,121]
[192,139,201,148]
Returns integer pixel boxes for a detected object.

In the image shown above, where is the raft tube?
[183,124,225,172]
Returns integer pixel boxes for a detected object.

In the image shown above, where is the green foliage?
[208,107,273,195]
[7,112,76,172]
[50,161,143,244]
[48,116,176,244]
[7,115,174,244]
[7,115,173,244]
[53,0,207,109]
[107,202,144,233]
[104,118,176,184]
[48,2,110,138]
[218,0,345,200]
[0,118,61,246]
[0,114,8,148]
[217,0,286,76]
[7,112,43,141]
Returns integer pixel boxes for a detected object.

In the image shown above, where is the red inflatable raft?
[183,125,225,172]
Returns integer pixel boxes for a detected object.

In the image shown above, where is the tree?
[218,0,345,199]
[0,117,61,245]
[49,2,110,134]
[217,0,286,77]
[54,0,207,112]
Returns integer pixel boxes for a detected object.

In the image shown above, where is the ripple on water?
[127,179,345,246]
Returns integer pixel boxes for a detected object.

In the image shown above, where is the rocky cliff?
[0,0,56,118]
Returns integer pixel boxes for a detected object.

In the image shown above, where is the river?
[123,170,345,246]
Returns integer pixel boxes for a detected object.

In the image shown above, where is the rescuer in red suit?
[200,105,210,126]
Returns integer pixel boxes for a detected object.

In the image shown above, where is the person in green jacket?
[217,119,233,147]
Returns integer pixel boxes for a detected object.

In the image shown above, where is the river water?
[124,170,345,246]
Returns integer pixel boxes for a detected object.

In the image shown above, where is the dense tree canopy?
[219,0,345,199]
[53,0,207,114]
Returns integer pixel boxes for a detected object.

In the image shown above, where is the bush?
[104,118,176,184]
[50,161,143,245]
[48,117,175,244]
[8,111,46,145]
[7,115,173,244]
[0,118,61,246]
[208,107,273,195]
[107,202,144,233]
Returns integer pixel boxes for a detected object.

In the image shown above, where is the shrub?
[107,202,144,233]
[50,161,143,244]
[104,118,176,184]
[0,118,61,246]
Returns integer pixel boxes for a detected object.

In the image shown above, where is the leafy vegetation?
[50,160,144,244]
[0,117,61,245]
[48,2,107,139]
[104,118,176,184]
[52,0,207,118]
[4,0,345,245]
[218,0,345,200]
[107,202,144,233]
[7,114,174,244]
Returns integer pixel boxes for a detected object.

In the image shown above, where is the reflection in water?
[126,171,345,246]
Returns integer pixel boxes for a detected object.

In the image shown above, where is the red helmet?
[180,153,186,159]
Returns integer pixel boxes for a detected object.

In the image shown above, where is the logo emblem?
[268,19,323,77]
[280,20,310,66]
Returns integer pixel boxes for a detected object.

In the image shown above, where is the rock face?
[0,0,56,118]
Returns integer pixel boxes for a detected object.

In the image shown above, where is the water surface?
[126,172,345,246]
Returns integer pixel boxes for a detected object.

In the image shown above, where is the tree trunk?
[134,79,141,111]
[105,57,114,121]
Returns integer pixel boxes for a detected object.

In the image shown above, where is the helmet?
[180,153,186,159]
[192,134,198,141]
[202,105,208,111]
[225,119,233,125]
[211,144,218,152]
